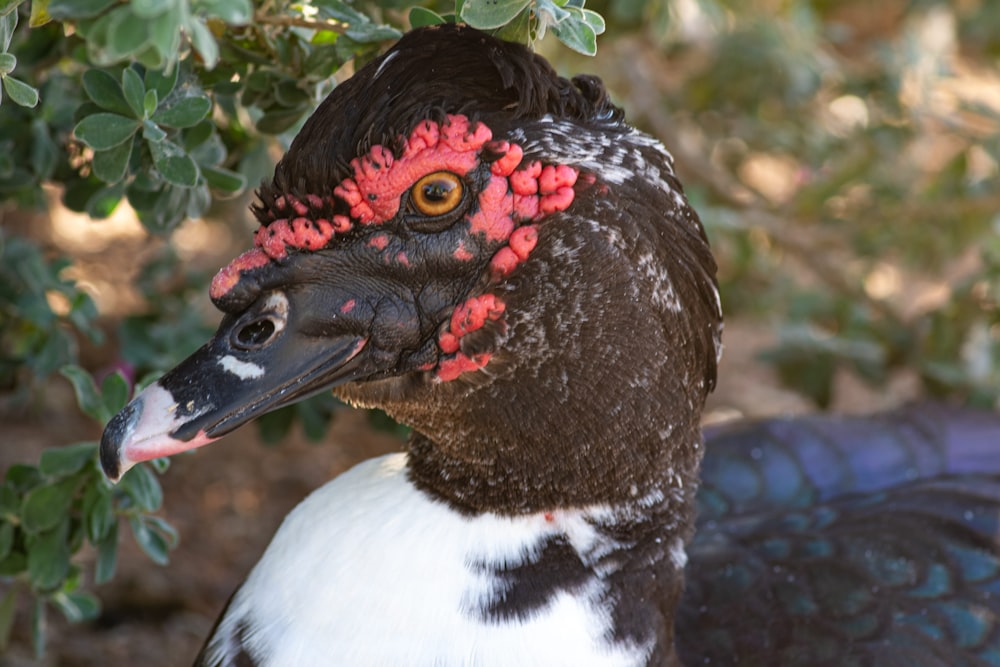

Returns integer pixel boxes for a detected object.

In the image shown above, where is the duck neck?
[406,420,699,667]
[405,408,705,516]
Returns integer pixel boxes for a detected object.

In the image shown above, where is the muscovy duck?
[99,24,1000,667]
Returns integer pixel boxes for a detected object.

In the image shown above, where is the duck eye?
[233,318,277,350]
[410,172,464,217]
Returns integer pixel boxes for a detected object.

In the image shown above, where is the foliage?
[0,368,175,655]
[0,0,607,656]
[1,0,998,659]
[0,234,101,393]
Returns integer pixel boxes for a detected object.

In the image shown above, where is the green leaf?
[408,7,446,28]
[30,118,58,180]
[142,118,167,142]
[82,69,132,116]
[143,88,158,117]
[29,0,51,26]
[0,484,17,516]
[344,22,401,44]
[272,79,309,108]
[129,516,169,565]
[460,0,530,30]
[4,465,42,492]
[186,182,211,218]
[51,590,101,623]
[311,0,367,24]
[244,68,271,93]
[92,138,133,183]
[106,7,151,59]
[550,12,599,56]
[303,43,343,80]
[3,76,39,108]
[21,478,77,533]
[195,0,252,24]
[0,52,15,74]
[201,164,246,194]
[183,119,214,150]
[131,0,168,19]
[131,184,187,231]
[121,67,145,117]
[187,18,218,68]
[39,442,97,477]
[256,107,306,134]
[0,522,12,561]
[0,551,26,577]
[145,66,178,101]
[27,521,70,590]
[46,0,115,20]
[65,178,104,214]
[537,0,571,25]
[149,139,199,186]
[144,515,178,546]
[257,404,295,444]
[0,9,16,51]
[82,482,113,542]
[94,521,117,583]
[101,371,130,414]
[579,8,605,34]
[85,182,125,219]
[67,591,101,621]
[297,394,337,440]
[147,8,181,64]
[74,112,140,150]
[493,6,530,43]
[121,463,162,512]
[120,465,163,512]
[60,365,107,422]
[151,94,211,128]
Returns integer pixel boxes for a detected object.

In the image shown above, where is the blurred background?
[1,0,998,664]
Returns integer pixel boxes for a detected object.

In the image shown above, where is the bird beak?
[99,304,370,482]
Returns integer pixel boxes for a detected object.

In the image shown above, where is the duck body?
[196,406,1000,667]
[684,405,1000,666]
[97,24,1000,667]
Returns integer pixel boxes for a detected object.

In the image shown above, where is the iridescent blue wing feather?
[680,405,1000,666]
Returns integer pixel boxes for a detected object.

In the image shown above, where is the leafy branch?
[606,21,999,408]
[1,367,174,655]
[0,0,610,657]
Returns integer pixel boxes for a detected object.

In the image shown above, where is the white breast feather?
[204,454,651,667]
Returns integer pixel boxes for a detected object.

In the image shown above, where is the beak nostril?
[234,318,277,350]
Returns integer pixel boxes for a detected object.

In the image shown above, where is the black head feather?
[255,24,623,219]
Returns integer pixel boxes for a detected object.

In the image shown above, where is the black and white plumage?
[99,25,1000,667]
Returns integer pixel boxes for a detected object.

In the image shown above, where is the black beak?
[100,288,371,481]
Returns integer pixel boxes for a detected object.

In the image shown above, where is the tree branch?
[254,13,349,33]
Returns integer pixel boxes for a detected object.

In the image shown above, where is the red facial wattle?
[209,113,581,383]
[436,294,507,382]
[333,115,491,225]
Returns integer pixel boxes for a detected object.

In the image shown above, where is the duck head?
[101,24,723,515]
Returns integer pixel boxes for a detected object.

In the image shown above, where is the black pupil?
[237,319,275,347]
[422,180,453,202]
